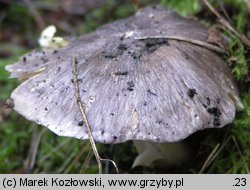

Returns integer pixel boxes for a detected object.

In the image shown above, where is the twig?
[63,141,89,174]
[103,158,119,174]
[202,0,250,47]
[38,138,71,164]
[199,143,220,173]
[23,0,45,30]
[57,150,76,173]
[24,127,47,173]
[199,135,231,173]
[71,57,102,173]
[136,36,225,54]
[80,148,93,174]
[243,0,250,10]
[232,135,250,174]
[71,57,119,174]
[217,0,232,24]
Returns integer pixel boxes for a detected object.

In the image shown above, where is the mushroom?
[6,6,243,168]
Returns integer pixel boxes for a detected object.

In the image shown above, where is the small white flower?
[38,25,68,49]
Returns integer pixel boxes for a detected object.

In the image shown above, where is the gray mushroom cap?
[6,6,243,144]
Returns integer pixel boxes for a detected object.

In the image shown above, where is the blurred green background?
[0,0,249,173]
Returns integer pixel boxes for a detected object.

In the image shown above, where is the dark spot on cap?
[206,97,210,105]
[114,71,128,76]
[206,106,221,127]
[78,121,84,126]
[101,130,104,135]
[131,51,142,60]
[117,43,128,51]
[110,113,114,116]
[41,57,49,63]
[120,35,125,41]
[143,101,147,106]
[127,81,135,87]
[23,56,26,62]
[147,89,157,96]
[183,52,189,60]
[127,88,133,92]
[144,38,169,46]
[213,117,221,126]
[113,136,118,140]
[156,119,162,124]
[216,98,220,104]
[127,81,135,91]
[103,43,127,59]
[141,38,169,53]
[207,107,221,117]
[202,104,207,108]
[53,50,58,54]
[187,88,197,98]
[103,52,115,58]
[44,107,48,111]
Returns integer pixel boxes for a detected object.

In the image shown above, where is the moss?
[160,0,201,16]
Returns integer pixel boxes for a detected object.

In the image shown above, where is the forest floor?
[0,0,249,173]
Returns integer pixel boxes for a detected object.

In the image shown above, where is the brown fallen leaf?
[207,25,228,50]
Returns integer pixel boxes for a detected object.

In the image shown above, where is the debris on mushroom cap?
[6,6,244,144]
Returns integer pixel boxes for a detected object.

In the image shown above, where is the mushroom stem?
[71,57,119,174]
